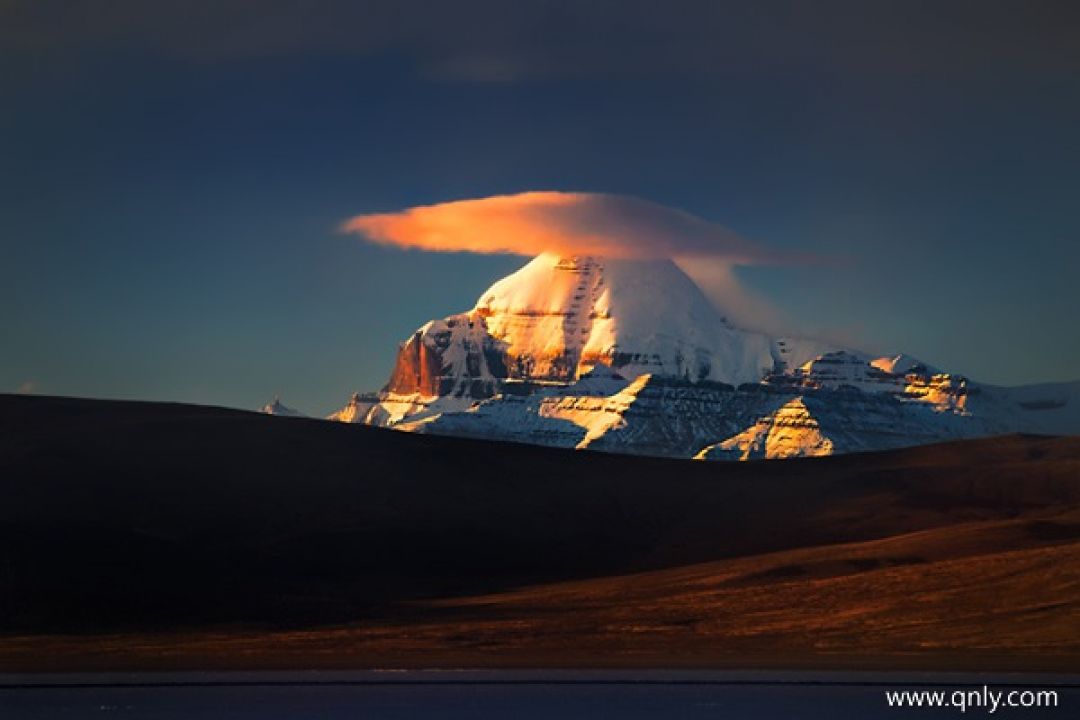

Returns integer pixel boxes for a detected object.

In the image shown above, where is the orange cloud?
[342,191,788,263]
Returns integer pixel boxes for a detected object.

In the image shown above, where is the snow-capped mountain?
[330,253,1080,460]
[260,397,304,417]
[343,253,832,418]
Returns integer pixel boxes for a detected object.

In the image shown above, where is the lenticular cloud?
[341,191,784,263]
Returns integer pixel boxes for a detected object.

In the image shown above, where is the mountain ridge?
[327,254,1080,459]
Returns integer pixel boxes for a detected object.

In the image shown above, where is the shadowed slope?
[0,393,1078,670]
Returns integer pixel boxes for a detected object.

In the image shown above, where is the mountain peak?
[375,253,838,404]
[328,253,1080,459]
[260,397,303,417]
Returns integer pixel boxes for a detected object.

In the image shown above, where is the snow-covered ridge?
[329,253,1080,459]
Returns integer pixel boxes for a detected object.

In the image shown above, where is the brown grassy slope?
[4,515,1078,672]
[0,393,1078,671]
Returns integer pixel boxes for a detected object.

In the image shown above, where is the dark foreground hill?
[1,393,1078,672]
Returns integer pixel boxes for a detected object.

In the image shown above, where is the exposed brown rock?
[385,331,446,396]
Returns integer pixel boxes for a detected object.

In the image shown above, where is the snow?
[966,379,1080,436]
[260,397,304,417]
[541,373,651,449]
[419,315,502,385]
[698,397,834,460]
[326,392,379,423]
[871,353,937,376]
[327,252,1080,459]
[472,253,797,385]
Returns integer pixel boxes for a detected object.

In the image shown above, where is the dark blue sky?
[2,1,1078,414]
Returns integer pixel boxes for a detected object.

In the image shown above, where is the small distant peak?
[260,397,303,417]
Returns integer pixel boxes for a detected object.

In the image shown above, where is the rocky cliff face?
[384,319,508,398]
[385,331,446,397]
